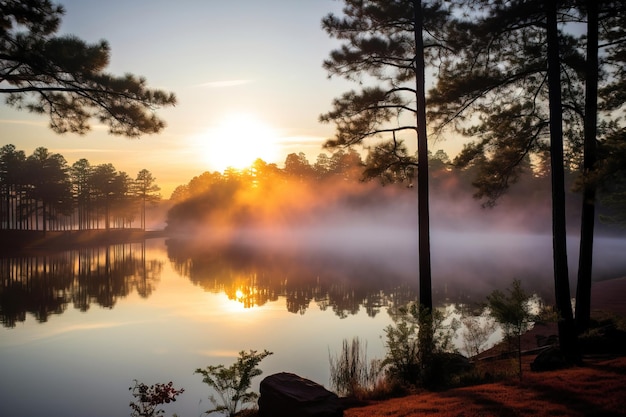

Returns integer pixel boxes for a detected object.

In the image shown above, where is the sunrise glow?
[195,113,282,172]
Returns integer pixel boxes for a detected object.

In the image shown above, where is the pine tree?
[1,0,175,137]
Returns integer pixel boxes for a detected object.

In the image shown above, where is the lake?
[1,233,626,417]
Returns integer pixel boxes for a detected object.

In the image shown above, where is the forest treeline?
[0,144,160,232]
[166,149,621,236]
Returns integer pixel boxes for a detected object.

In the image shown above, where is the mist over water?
[166,178,626,304]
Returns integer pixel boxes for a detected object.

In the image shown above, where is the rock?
[439,352,473,374]
[424,352,474,389]
[258,372,343,417]
[531,346,568,372]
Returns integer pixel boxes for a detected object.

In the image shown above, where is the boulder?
[258,372,343,417]
[531,346,568,372]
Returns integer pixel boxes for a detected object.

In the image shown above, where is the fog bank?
[166,176,626,302]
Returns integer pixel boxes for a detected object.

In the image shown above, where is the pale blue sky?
[1,1,452,196]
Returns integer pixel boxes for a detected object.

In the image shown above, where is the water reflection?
[1,236,624,417]
[4,233,626,328]
[0,243,163,328]
[166,238,419,318]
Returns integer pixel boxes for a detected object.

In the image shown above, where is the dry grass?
[345,355,626,417]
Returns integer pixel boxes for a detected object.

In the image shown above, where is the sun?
[196,112,281,172]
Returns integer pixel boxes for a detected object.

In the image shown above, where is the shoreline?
[0,228,169,253]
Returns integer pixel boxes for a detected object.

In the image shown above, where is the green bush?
[486,279,536,379]
[195,349,273,417]
[382,302,460,389]
[382,317,420,385]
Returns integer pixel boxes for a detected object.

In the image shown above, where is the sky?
[1,0,455,197]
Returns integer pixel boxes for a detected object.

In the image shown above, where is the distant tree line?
[0,144,160,232]
[166,149,619,235]
[169,149,364,203]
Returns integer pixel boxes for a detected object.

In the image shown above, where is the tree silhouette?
[284,152,315,181]
[1,144,161,232]
[90,163,117,230]
[109,170,134,228]
[546,0,577,360]
[320,0,454,314]
[135,169,161,230]
[25,147,72,233]
[70,158,93,230]
[575,0,626,333]
[0,144,26,229]
[0,0,175,136]
[426,0,626,358]
[575,0,599,335]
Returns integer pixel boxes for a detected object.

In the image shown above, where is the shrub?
[486,279,536,379]
[382,317,420,385]
[129,380,184,417]
[382,303,460,389]
[195,349,273,417]
[460,312,497,358]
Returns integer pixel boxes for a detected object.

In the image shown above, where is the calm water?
[0,237,410,417]
[2,234,626,417]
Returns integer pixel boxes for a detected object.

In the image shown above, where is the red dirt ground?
[345,355,626,417]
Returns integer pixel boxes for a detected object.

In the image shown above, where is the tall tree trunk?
[105,198,110,231]
[42,201,47,235]
[2,189,8,230]
[546,0,578,361]
[142,195,146,231]
[413,0,432,312]
[413,0,435,385]
[575,0,599,334]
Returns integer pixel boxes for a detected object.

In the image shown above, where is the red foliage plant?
[129,380,185,417]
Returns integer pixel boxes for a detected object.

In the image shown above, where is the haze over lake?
[2,230,626,417]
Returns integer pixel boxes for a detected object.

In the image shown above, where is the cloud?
[0,119,46,127]
[196,349,240,358]
[54,148,112,154]
[197,79,253,88]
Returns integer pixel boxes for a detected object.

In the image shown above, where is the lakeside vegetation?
[125,281,626,417]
